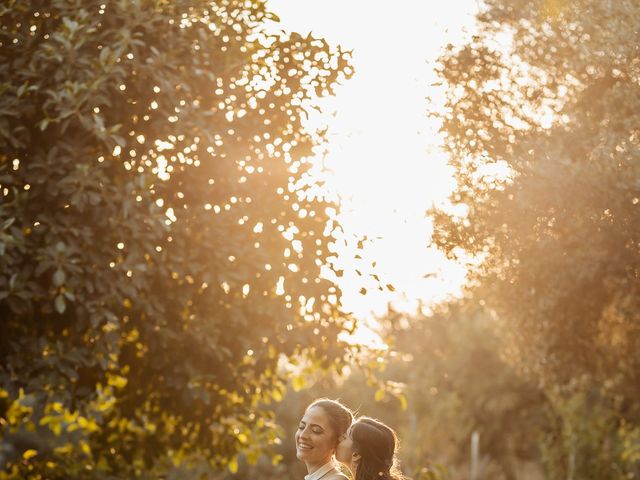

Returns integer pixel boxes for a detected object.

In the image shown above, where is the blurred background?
[1,0,639,479]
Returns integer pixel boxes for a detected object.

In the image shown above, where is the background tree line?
[428,0,640,477]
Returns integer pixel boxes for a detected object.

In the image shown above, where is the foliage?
[540,382,640,479]
[413,464,450,480]
[431,0,640,476]
[380,304,545,480]
[0,0,356,477]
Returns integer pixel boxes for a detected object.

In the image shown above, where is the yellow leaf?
[374,388,385,402]
[125,329,139,342]
[53,443,73,455]
[39,415,53,426]
[144,421,157,434]
[228,456,239,474]
[170,448,186,467]
[107,374,128,389]
[51,422,63,436]
[271,389,282,402]
[63,410,78,423]
[246,449,260,465]
[292,375,306,392]
[78,416,100,433]
[79,441,91,456]
[22,449,38,460]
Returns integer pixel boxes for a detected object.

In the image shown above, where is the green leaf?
[54,294,66,314]
[53,268,65,287]
[1,218,15,230]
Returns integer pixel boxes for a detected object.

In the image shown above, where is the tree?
[0,0,356,477]
[358,304,545,480]
[431,0,640,477]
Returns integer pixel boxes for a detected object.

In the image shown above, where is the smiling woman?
[295,398,354,479]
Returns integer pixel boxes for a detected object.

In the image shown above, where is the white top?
[304,462,339,480]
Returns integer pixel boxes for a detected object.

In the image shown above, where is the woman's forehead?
[302,405,331,426]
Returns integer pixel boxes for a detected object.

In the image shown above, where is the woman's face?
[295,406,337,468]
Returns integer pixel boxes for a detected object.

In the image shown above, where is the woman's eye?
[312,428,323,434]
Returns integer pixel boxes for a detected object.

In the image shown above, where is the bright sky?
[267,0,480,329]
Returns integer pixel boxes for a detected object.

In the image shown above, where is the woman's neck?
[305,459,332,475]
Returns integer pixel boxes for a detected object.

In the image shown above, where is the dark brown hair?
[350,417,404,480]
[307,398,354,443]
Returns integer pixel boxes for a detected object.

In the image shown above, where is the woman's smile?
[296,441,314,451]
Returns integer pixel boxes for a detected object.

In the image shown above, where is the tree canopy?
[432,0,640,476]
[434,0,640,394]
[0,0,357,477]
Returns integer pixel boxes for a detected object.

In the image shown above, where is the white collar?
[304,462,336,480]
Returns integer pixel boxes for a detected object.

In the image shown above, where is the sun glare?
[339,318,390,351]
[267,0,480,337]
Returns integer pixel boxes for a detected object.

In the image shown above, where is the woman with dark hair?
[295,398,354,480]
[336,417,404,480]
